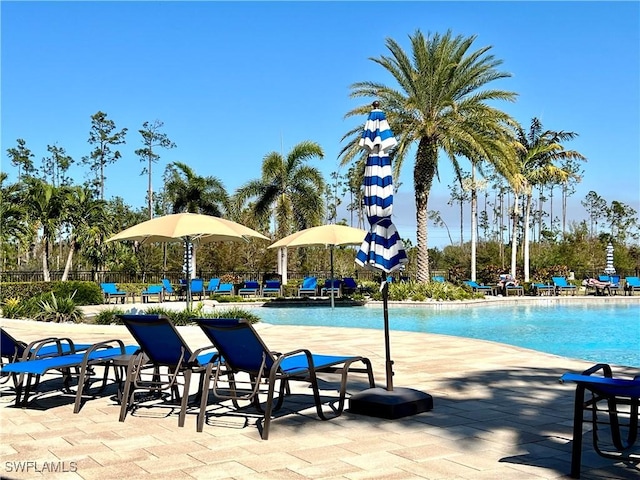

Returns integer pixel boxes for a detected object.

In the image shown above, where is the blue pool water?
[249,303,640,367]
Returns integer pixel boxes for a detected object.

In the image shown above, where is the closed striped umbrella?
[355,102,408,274]
[604,241,616,274]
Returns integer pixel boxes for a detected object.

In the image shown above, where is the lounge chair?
[609,275,621,295]
[141,284,164,303]
[262,280,282,297]
[624,276,640,296]
[504,284,524,296]
[531,283,554,296]
[552,276,577,296]
[238,281,260,297]
[431,276,445,283]
[162,278,178,301]
[321,279,342,297]
[341,277,358,295]
[205,278,221,294]
[560,364,640,478]
[117,314,218,427]
[298,276,318,296]
[213,283,234,295]
[190,278,205,301]
[464,280,494,295]
[194,318,375,439]
[100,282,128,304]
[1,339,136,413]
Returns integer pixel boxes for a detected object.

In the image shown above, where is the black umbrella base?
[348,386,433,419]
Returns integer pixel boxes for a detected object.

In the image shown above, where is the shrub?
[34,292,83,323]
[1,297,23,319]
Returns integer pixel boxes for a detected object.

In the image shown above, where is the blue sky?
[2,1,639,248]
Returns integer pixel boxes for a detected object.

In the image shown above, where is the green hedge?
[0,281,103,306]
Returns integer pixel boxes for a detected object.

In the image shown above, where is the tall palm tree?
[0,173,30,267]
[340,30,519,282]
[234,140,325,238]
[22,178,67,281]
[163,161,229,215]
[60,186,108,280]
[513,118,585,281]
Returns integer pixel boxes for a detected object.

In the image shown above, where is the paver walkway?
[1,314,638,480]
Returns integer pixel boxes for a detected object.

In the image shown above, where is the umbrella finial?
[372,100,380,109]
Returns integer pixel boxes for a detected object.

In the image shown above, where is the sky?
[2,1,639,249]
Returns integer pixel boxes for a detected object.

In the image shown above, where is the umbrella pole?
[184,238,192,310]
[382,280,393,391]
[330,246,335,309]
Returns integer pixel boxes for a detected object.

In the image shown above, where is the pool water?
[249,303,640,367]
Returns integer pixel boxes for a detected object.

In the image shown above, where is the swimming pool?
[249,303,640,367]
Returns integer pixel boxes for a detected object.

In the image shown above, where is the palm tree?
[234,140,325,238]
[163,161,229,215]
[0,173,30,267]
[513,118,585,281]
[339,30,519,282]
[60,186,108,281]
[22,178,67,281]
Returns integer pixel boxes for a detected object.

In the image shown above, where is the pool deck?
[2,298,639,479]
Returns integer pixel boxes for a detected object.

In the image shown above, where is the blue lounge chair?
[341,277,358,295]
[1,339,137,413]
[162,278,177,300]
[194,318,375,439]
[625,276,640,296]
[117,314,218,427]
[431,276,445,283]
[238,281,260,297]
[298,276,317,296]
[531,283,554,296]
[552,276,577,296]
[213,283,234,295]
[141,284,164,303]
[205,278,221,294]
[262,280,282,297]
[321,279,342,297]
[560,364,640,478]
[190,278,205,301]
[464,280,494,295]
[100,282,128,304]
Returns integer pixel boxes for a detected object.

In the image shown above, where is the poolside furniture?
[552,276,577,296]
[213,283,234,295]
[504,284,524,296]
[117,314,218,428]
[298,276,318,296]
[585,278,612,296]
[321,279,342,297]
[560,363,640,479]
[624,276,640,296]
[190,278,205,301]
[609,275,621,295]
[262,280,282,297]
[162,278,178,301]
[238,280,260,297]
[1,339,137,413]
[464,280,494,295]
[531,283,554,296]
[194,318,375,439]
[141,284,164,303]
[431,276,445,283]
[205,278,220,294]
[100,282,128,304]
[341,277,358,295]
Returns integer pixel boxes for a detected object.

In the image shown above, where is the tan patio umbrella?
[107,213,269,306]
[269,224,367,308]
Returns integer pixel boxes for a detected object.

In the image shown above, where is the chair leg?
[178,369,192,428]
[197,364,213,432]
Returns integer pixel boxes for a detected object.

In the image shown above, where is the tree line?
[3,29,639,283]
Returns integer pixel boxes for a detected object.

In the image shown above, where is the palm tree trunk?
[470,164,477,281]
[42,238,51,282]
[61,239,75,281]
[510,193,519,279]
[523,192,532,282]
[414,140,437,283]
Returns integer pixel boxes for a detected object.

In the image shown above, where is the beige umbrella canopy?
[107,213,269,245]
[107,213,269,305]
[269,224,367,307]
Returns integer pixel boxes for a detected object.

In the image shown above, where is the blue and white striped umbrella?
[355,104,408,274]
[604,241,616,275]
